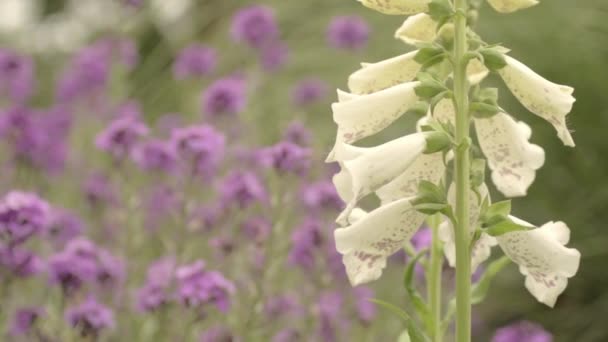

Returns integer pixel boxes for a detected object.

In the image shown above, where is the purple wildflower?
[201,77,247,118]
[66,297,115,337]
[47,208,84,247]
[291,79,329,107]
[95,115,149,160]
[258,141,311,175]
[0,191,50,245]
[273,329,301,342]
[210,236,236,258]
[283,121,312,147]
[231,5,279,49]
[173,44,217,79]
[260,42,289,72]
[241,217,271,243]
[10,307,44,336]
[301,180,344,213]
[0,246,44,278]
[288,219,324,270]
[176,261,236,313]
[353,287,376,324]
[264,294,300,319]
[492,321,553,342]
[317,291,344,342]
[412,227,432,251]
[327,16,370,51]
[96,250,125,288]
[0,49,34,103]
[132,139,176,172]
[219,171,268,209]
[56,42,111,102]
[199,327,237,342]
[171,125,226,178]
[47,238,99,294]
[83,173,116,206]
[136,257,176,312]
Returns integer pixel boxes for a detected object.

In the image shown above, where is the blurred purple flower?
[291,79,329,107]
[258,141,311,175]
[132,139,176,172]
[412,227,432,251]
[327,16,370,51]
[96,115,149,160]
[47,208,84,247]
[492,321,553,342]
[231,5,279,49]
[66,297,115,337]
[136,257,176,312]
[176,261,236,312]
[144,186,179,231]
[210,236,235,258]
[273,329,301,342]
[0,246,44,278]
[283,121,312,147]
[96,250,125,288]
[48,238,99,294]
[10,307,44,336]
[241,217,271,243]
[0,191,50,245]
[83,173,116,206]
[264,294,300,319]
[288,219,324,270]
[0,49,34,103]
[155,113,183,136]
[174,44,217,79]
[202,77,247,118]
[219,171,268,209]
[260,42,289,72]
[317,291,344,342]
[301,180,344,213]
[171,125,226,178]
[199,326,237,342]
[352,287,376,324]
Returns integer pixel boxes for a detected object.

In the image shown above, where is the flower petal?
[335,197,426,285]
[348,51,421,95]
[487,0,539,13]
[475,113,545,197]
[499,56,576,146]
[358,0,430,15]
[394,13,437,46]
[376,152,445,205]
[496,219,581,307]
[334,133,428,224]
[327,82,420,162]
[467,58,490,85]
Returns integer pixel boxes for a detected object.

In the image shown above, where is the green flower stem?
[453,0,473,341]
[427,214,443,342]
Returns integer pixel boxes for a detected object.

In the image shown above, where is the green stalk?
[453,0,472,341]
[427,214,443,342]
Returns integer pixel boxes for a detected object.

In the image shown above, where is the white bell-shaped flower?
[335,198,427,285]
[348,51,421,95]
[499,56,576,146]
[496,217,580,307]
[358,0,430,15]
[394,13,437,46]
[327,82,420,162]
[332,133,428,224]
[487,0,539,13]
[475,112,545,197]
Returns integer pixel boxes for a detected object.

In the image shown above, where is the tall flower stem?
[453,0,472,341]
[427,214,443,342]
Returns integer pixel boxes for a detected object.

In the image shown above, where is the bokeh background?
[0,0,606,341]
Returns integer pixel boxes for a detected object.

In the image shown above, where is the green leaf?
[403,249,430,323]
[471,256,511,304]
[479,48,507,71]
[484,218,531,237]
[367,298,411,322]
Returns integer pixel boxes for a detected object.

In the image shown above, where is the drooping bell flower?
[357,0,430,15]
[487,0,539,13]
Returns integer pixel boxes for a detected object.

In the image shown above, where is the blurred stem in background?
[427,214,443,342]
[453,0,472,340]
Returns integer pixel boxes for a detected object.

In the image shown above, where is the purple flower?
[0,247,44,278]
[283,121,312,147]
[199,327,237,342]
[47,208,84,247]
[291,79,329,107]
[352,287,376,324]
[176,261,236,312]
[327,16,370,51]
[492,321,553,342]
[231,5,279,49]
[258,141,311,175]
[412,227,432,251]
[48,238,99,294]
[83,173,116,206]
[132,139,176,172]
[10,307,44,336]
[273,329,301,342]
[144,186,178,230]
[260,42,289,72]
[66,297,115,337]
[201,77,247,118]
[0,49,34,103]
[317,291,344,342]
[264,294,300,319]
[0,191,50,245]
[96,250,125,288]
[301,180,344,213]
[219,171,268,209]
[288,219,324,270]
[95,115,149,160]
[241,217,271,243]
[56,42,111,102]
[136,257,176,312]
[210,236,236,258]
[171,125,226,178]
[174,44,217,79]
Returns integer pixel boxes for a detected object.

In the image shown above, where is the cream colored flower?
[499,56,576,146]
[487,0,539,13]
[358,0,430,15]
[348,51,421,95]
[335,198,426,285]
[394,13,437,46]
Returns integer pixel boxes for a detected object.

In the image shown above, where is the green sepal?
[415,46,446,68]
[479,47,507,71]
[415,72,448,99]
[423,131,452,154]
[428,0,454,21]
[470,159,486,188]
[471,101,501,118]
[484,217,531,237]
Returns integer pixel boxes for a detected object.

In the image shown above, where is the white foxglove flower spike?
[327,82,420,162]
[335,197,427,286]
[348,51,421,95]
[496,217,580,307]
[467,58,490,85]
[499,56,576,146]
[332,133,428,225]
[394,13,437,46]
[358,0,430,15]
[487,0,539,13]
[475,112,545,197]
